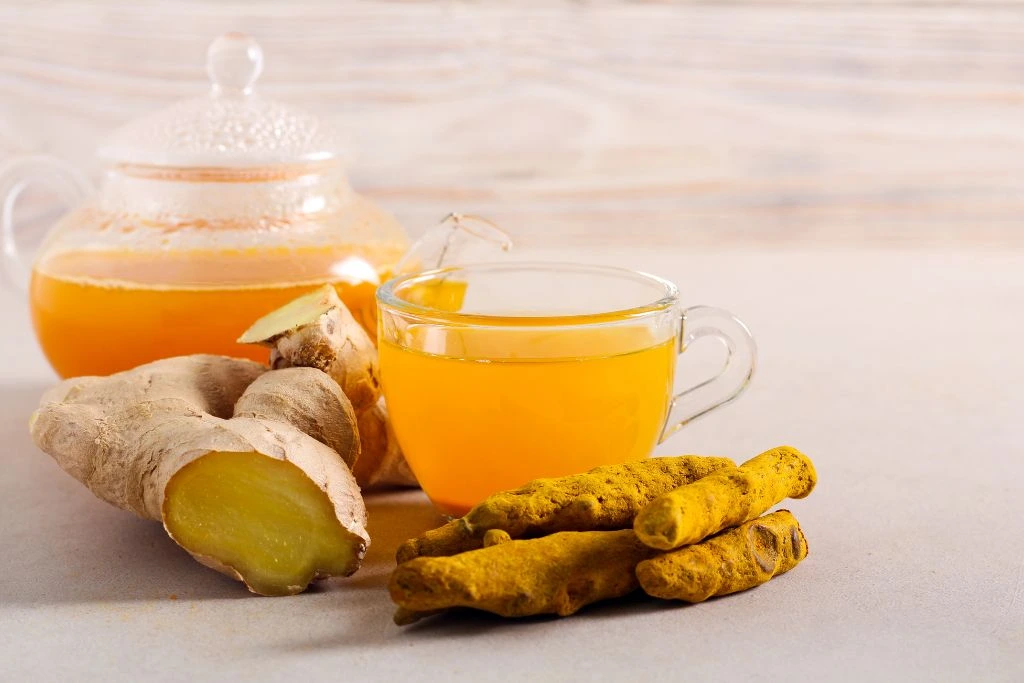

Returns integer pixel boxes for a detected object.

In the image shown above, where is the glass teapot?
[2,34,416,378]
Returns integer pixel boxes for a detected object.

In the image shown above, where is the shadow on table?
[395,591,683,639]
[280,588,687,652]
[342,493,448,591]
[0,382,255,604]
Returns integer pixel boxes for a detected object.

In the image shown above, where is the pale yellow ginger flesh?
[165,451,365,597]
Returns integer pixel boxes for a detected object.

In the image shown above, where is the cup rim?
[377,261,680,326]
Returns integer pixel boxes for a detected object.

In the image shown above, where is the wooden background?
[2,1,1023,247]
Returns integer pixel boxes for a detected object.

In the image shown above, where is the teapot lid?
[98,33,342,167]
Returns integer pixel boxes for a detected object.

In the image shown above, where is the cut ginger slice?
[164,451,362,596]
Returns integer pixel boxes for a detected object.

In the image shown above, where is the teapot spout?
[394,213,513,275]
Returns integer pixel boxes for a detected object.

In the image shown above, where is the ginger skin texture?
[240,285,417,491]
[238,285,381,412]
[390,530,658,621]
[633,446,816,551]
[233,366,360,469]
[396,456,735,563]
[30,355,369,596]
[636,510,809,602]
[350,399,417,490]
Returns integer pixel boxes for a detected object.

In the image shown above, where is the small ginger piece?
[233,366,360,468]
[396,456,735,563]
[239,285,418,490]
[30,355,369,596]
[238,284,381,412]
[636,510,809,602]
[350,398,417,490]
[390,530,657,621]
[633,446,816,551]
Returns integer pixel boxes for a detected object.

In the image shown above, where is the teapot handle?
[1,155,93,291]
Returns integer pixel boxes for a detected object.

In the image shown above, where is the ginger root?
[233,366,360,468]
[636,510,808,602]
[239,286,415,489]
[396,456,735,563]
[633,446,816,551]
[350,399,416,490]
[30,355,369,596]
[239,285,418,491]
[239,285,381,412]
[390,530,657,621]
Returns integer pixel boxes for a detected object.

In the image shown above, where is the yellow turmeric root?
[239,285,418,491]
[30,355,369,596]
[395,456,735,563]
[390,530,657,622]
[636,510,809,602]
[633,446,816,551]
[482,529,512,547]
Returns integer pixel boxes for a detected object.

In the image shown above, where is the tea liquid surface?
[31,244,402,377]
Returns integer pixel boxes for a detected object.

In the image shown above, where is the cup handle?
[0,155,93,291]
[658,305,757,442]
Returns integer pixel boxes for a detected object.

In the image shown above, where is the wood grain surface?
[2,1,1023,247]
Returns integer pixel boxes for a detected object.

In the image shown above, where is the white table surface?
[1,247,1021,682]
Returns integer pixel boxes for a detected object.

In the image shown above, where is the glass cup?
[377,262,756,516]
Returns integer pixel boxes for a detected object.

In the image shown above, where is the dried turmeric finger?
[482,529,512,547]
[636,510,808,602]
[390,530,658,621]
[395,456,735,563]
[633,446,816,550]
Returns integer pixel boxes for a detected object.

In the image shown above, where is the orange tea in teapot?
[31,242,404,378]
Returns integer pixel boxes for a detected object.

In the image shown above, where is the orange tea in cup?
[377,263,755,516]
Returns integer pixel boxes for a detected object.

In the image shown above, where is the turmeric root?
[396,456,735,563]
[633,446,816,551]
[238,285,381,412]
[636,510,809,602]
[390,530,657,621]
[30,355,369,596]
[239,285,418,491]
[482,529,512,547]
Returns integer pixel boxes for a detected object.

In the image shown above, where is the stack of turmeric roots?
[390,446,816,623]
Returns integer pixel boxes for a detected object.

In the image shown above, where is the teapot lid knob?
[100,32,345,166]
[206,32,263,97]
